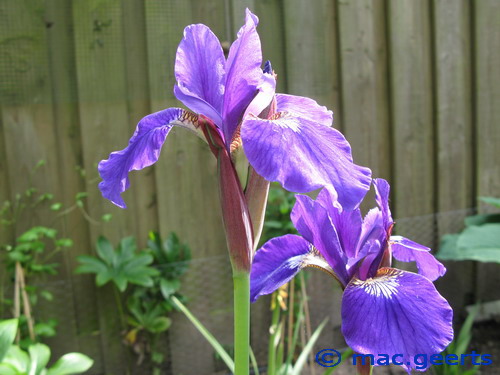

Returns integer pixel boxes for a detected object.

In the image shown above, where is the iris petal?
[291,195,349,285]
[223,9,263,143]
[98,108,200,208]
[391,236,446,281]
[250,234,312,302]
[174,24,225,125]
[241,108,371,210]
[341,268,453,373]
[373,178,393,230]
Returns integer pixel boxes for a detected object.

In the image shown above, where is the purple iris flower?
[250,179,453,373]
[97,9,371,212]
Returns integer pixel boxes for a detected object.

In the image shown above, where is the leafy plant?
[76,231,191,374]
[76,236,159,292]
[260,183,297,247]
[0,318,93,375]
[437,197,500,263]
[432,305,480,375]
[1,161,111,349]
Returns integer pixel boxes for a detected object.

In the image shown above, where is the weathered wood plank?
[122,0,159,246]
[474,0,500,303]
[283,0,341,129]
[388,0,435,244]
[72,0,138,372]
[145,1,230,373]
[338,0,390,180]
[44,0,104,370]
[432,0,475,318]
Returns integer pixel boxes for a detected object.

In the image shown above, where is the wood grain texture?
[283,0,341,129]
[388,0,435,246]
[474,0,500,303]
[432,0,475,318]
[44,0,104,368]
[72,0,134,372]
[338,0,390,180]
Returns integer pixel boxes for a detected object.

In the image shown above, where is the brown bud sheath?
[200,116,254,271]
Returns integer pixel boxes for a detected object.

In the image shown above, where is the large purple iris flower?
[97,9,371,212]
[250,179,453,373]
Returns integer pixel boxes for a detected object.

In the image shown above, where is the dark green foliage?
[77,231,191,372]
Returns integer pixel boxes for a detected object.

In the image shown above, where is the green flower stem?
[233,270,250,375]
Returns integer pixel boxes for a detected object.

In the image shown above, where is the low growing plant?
[76,231,190,374]
[0,318,93,375]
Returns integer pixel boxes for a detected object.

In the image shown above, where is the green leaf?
[47,353,93,375]
[28,343,51,375]
[436,234,461,260]
[74,192,88,201]
[146,317,172,333]
[50,203,62,211]
[75,256,107,275]
[0,363,18,375]
[56,239,73,248]
[171,296,234,373]
[464,213,500,227]
[290,318,328,375]
[95,237,115,265]
[479,196,500,208]
[2,345,30,373]
[160,279,180,299]
[101,214,112,222]
[35,322,57,338]
[40,289,54,302]
[0,319,18,362]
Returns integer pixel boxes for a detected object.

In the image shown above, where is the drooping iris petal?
[98,108,200,209]
[291,195,349,284]
[222,9,263,143]
[341,268,453,373]
[250,234,311,302]
[391,236,446,281]
[276,94,333,128]
[241,110,372,210]
[174,24,225,126]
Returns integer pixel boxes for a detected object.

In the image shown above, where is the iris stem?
[233,270,250,375]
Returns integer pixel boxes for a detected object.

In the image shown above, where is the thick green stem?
[233,270,250,375]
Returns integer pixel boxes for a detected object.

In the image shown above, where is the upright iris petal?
[250,179,453,373]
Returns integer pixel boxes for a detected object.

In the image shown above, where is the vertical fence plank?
[283,0,341,127]
[474,0,500,303]
[282,0,343,352]
[122,0,159,245]
[72,0,138,372]
[338,0,390,179]
[433,0,475,317]
[0,0,81,355]
[44,0,104,370]
[145,1,230,373]
[388,1,435,246]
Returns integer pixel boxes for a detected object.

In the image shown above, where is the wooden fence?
[0,0,499,374]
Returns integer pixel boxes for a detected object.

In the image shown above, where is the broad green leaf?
[160,279,180,299]
[3,346,30,373]
[479,196,500,208]
[122,254,154,272]
[147,317,171,333]
[95,272,113,287]
[0,363,18,375]
[35,322,56,338]
[171,296,234,373]
[96,237,115,265]
[47,353,93,375]
[290,318,328,375]
[28,343,51,375]
[0,319,18,362]
[75,257,107,275]
[465,213,500,227]
[124,273,155,288]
